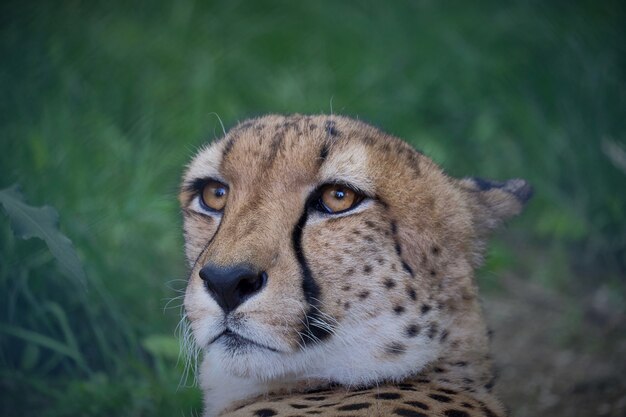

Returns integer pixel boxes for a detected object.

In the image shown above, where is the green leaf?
[0,185,85,287]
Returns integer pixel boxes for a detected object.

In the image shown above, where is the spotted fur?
[179,115,532,417]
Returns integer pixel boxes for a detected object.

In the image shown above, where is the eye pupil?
[334,190,345,199]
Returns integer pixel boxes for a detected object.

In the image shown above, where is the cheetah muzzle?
[179,114,532,417]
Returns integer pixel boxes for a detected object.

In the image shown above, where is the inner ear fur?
[458,176,533,237]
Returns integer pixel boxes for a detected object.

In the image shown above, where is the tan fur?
[180,115,532,417]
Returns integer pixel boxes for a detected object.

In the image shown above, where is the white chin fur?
[198,312,440,416]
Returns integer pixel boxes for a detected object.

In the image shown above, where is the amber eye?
[317,184,362,214]
[200,180,229,212]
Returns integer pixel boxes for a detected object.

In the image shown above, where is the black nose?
[198,264,267,313]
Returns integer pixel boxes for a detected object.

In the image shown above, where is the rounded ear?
[458,177,533,236]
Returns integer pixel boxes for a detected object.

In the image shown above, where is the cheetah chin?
[179,114,532,417]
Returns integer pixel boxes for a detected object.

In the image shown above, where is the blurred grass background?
[0,0,624,416]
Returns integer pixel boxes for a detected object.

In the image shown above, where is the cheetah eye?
[314,184,364,214]
[200,180,229,212]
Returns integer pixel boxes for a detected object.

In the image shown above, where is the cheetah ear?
[458,177,533,234]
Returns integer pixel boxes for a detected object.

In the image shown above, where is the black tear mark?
[292,208,332,344]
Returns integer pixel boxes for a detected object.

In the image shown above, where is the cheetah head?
[180,115,531,414]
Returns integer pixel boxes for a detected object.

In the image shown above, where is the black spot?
[428,394,452,403]
[254,409,277,417]
[319,144,329,161]
[485,378,495,391]
[438,388,456,394]
[324,120,339,137]
[384,278,396,289]
[434,367,446,373]
[479,403,499,417]
[385,342,406,355]
[306,411,322,415]
[377,257,385,265]
[222,137,235,159]
[363,264,372,274]
[461,402,474,409]
[365,220,377,229]
[353,229,361,235]
[290,404,310,409]
[341,284,351,291]
[304,396,327,401]
[415,378,430,383]
[365,235,375,243]
[427,323,438,339]
[336,403,370,411]
[395,242,403,255]
[431,246,440,255]
[463,378,474,384]
[394,305,406,315]
[375,392,402,400]
[429,269,436,277]
[454,361,468,367]
[344,302,351,310]
[440,330,449,342]
[421,304,431,314]
[407,288,417,301]
[393,408,428,417]
[402,261,414,277]
[397,384,417,391]
[346,268,355,276]
[405,324,420,338]
[443,410,470,417]
[390,221,398,235]
[404,401,429,410]
[358,290,370,300]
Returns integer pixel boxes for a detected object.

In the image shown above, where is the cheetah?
[179,114,532,417]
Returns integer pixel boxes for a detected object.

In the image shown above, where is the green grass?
[1,0,625,416]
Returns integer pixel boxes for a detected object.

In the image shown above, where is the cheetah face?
[180,115,531,387]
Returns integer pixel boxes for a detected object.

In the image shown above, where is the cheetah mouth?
[210,329,283,353]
